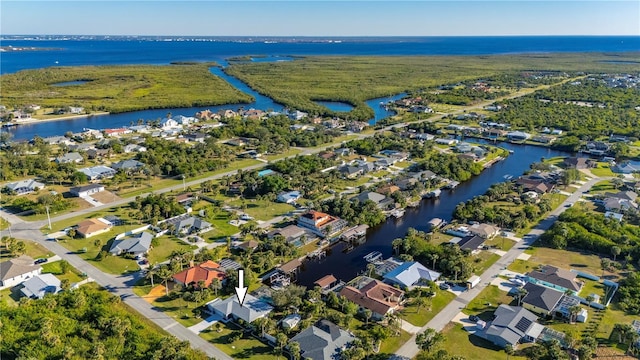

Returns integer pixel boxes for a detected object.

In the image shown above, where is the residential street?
[392,176,603,359]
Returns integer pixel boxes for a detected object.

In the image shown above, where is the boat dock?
[363,251,383,263]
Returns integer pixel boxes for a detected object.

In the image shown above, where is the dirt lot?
[91,190,121,204]
[594,346,636,360]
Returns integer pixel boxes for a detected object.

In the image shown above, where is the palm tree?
[416,328,444,352]
[287,341,301,360]
[611,246,621,262]
[430,253,439,270]
[392,238,403,256]
[367,263,376,277]
[156,265,173,296]
[146,266,157,287]
[516,288,528,307]
[363,309,373,326]
[505,344,515,360]
[568,305,581,323]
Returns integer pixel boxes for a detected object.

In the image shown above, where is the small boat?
[390,208,405,218]
[364,251,383,263]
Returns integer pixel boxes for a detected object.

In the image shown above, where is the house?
[267,224,310,244]
[347,121,368,132]
[480,305,544,349]
[172,260,226,288]
[289,320,356,360]
[111,159,145,172]
[334,148,352,157]
[55,152,83,164]
[377,184,400,196]
[123,143,147,153]
[531,135,555,144]
[526,265,583,294]
[605,211,624,222]
[160,118,181,129]
[507,131,531,141]
[236,240,259,252]
[314,274,339,291]
[288,110,308,121]
[276,190,302,204]
[468,223,500,239]
[79,165,116,180]
[435,138,458,145]
[103,128,131,137]
[175,193,195,205]
[352,191,394,210]
[606,190,638,202]
[383,261,441,290]
[68,106,84,114]
[109,231,153,256]
[184,133,206,143]
[19,273,61,299]
[0,255,42,287]
[86,148,111,160]
[339,277,405,319]
[76,218,112,238]
[521,282,564,316]
[173,115,197,125]
[41,136,74,146]
[69,183,104,197]
[563,157,588,169]
[3,179,45,195]
[603,198,638,212]
[456,235,486,251]
[103,215,124,226]
[613,161,640,174]
[297,210,348,237]
[515,178,551,194]
[394,177,418,191]
[218,109,237,119]
[207,293,273,323]
[174,216,212,235]
[338,166,364,179]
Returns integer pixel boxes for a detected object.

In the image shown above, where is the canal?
[296,141,571,287]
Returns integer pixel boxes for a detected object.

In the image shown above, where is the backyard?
[441,323,528,360]
[402,288,457,327]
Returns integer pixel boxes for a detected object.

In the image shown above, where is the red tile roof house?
[339,277,405,320]
[172,260,226,289]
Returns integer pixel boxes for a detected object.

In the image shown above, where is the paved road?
[393,176,603,359]
[7,224,233,360]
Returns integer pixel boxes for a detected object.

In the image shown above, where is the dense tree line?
[618,272,640,315]
[541,207,640,262]
[412,153,483,182]
[415,87,509,106]
[130,193,185,224]
[319,196,387,227]
[344,133,432,158]
[453,181,553,230]
[0,286,207,360]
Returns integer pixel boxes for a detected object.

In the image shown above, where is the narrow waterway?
[6,61,402,140]
[296,141,571,287]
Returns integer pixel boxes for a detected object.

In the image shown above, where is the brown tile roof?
[314,274,337,288]
[279,258,302,273]
[172,260,226,287]
[237,240,259,251]
[339,279,404,316]
[76,218,111,237]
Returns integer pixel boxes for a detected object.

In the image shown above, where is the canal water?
[296,141,571,287]
[6,62,402,140]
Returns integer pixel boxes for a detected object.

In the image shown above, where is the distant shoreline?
[14,112,110,126]
[0,46,63,52]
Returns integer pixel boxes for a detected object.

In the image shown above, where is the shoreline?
[12,112,111,126]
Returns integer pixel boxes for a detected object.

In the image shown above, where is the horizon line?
[3,34,640,37]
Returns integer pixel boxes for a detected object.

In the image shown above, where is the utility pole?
[182,174,186,191]
[45,205,52,230]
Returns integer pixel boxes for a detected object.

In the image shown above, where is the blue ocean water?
[2,36,638,74]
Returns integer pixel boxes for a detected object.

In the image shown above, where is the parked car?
[469,315,479,322]
[34,258,48,264]
[439,283,450,290]
[510,278,526,286]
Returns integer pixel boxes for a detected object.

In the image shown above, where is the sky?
[1,1,639,36]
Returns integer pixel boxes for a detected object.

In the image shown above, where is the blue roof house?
[383,261,441,290]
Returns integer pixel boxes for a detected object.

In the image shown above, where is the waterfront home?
[76,218,112,238]
[435,138,458,145]
[160,118,181,129]
[173,260,226,288]
[267,224,310,244]
[477,305,544,349]
[339,277,404,320]
[287,110,308,121]
[218,109,237,119]
[383,261,441,290]
[41,135,74,146]
[3,179,45,195]
[314,274,339,292]
[289,320,356,360]
[563,157,589,169]
[207,293,273,324]
[109,231,153,257]
[276,190,302,204]
[613,161,640,174]
[174,216,212,235]
[55,152,83,164]
[297,210,348,237]
[515,178,552,194]
[0,255,42,287]
[69,183,104,197]
[531,135,555,144]
[79,165,116,180]
[526,265,583,295]
[507,131,531,141]
[173,115,197,125]
[19,273,61,299]
[377,184,400,196]
[468,223,500,239]
[394,177,418,191]
[351,191,394,210]
[104,128,132,137]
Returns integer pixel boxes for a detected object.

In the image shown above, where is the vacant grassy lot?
[200,322,279,360]
[0,240,53,262]
[227,198,294,221]
[463,285,515,319]
[145,237,198,265]
[590,162,616,177]
[484,236,516,251]
[41,261,84,283]
[473,252,502,274]
[1,64,252,112]
[588,180,615,194]
[441,323,528,360]
[226,53,640,119]
[402,288,457,327]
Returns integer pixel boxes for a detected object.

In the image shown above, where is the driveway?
[188,314,222,334]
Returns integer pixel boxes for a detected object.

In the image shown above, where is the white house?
[0,255,43,288]
[160,118,181,129]
[207,294,273,323]
[69,183,105,197]
[3,179,45,195]
[20,273,61,299]
[276,190,302,204]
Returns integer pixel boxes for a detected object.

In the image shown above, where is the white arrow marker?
[235,269,248,307]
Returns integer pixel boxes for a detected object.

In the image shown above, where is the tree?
[614,323,634,345]
[516,288,528,307]
[156,266,173,296]
[13,241,26,255]
[287,341,301,360]
[363,309,373,326]
[68,228,77,239]
[416,328,444,353]
[275,333,288,360]
[611,246,621,262]
[505,344,515,360]
[146,267,156,287]
[392,238,403,256]
[568,305,581,323]
[59,260,70,274]
[60,278,71,291]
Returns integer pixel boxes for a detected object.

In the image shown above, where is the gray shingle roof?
[20,273,61,299]
[522,283,564,311]
[109,232,153,255]
[290,320,355,360]
[0,255,41,281]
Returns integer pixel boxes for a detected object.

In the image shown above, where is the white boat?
[364,251,383,263]
[390,208,405,218]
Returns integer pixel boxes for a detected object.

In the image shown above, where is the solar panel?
[515,317,533,333]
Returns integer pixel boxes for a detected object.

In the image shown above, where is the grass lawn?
[57,232,138,275]
[378,330,412,356]
[473,252,501,274]
[200,322,279,360]
[394,161,412,169]
[430,232,455,246]
[588,180,615,194]
[523,246,616,280]
[441,323,528,360]
[590,162,615,177]
[597,303,639,350]
[203,209,242,241]
[508,259,539,274]
[0,217,9,230]
[484,236,516,251]
[369,170,390,178]
[0,288,20,307]
[146,236,198,265]
[402,288,457,327]
[262,148,302,161]
[543,156,567,166]
[463,285,515,319]
[41,261,84,283]
[579,278,606,299]
[0,240,53,262]
[228,198,294,221]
